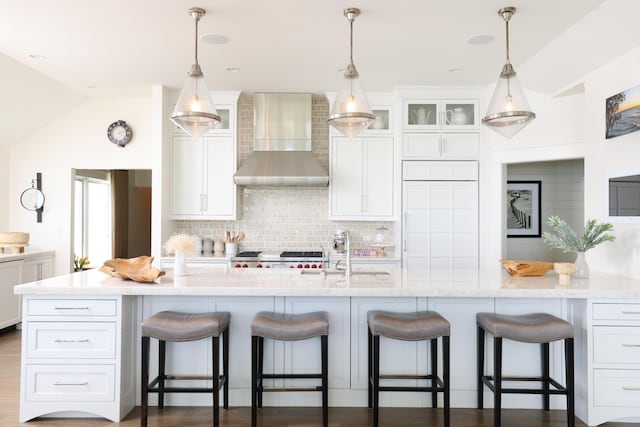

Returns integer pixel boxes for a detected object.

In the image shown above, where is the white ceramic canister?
[202,238,213,255]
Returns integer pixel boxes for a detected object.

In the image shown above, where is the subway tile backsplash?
[174,93,396,253]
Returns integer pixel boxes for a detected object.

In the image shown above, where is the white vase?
[573,251,589,279]
[174,250,187,276]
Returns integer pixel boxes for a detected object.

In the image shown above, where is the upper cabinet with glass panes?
[403,99,479,131]
[365,106,393,135]
[171,91,237,136]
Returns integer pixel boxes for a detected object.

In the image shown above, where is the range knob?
[234,264,242,268]
[266,265,271,268]
[242,264,248,268]
[297,264,303,269]
[311,264,317,268]
[256,264,263,268]
[304,264,310,269]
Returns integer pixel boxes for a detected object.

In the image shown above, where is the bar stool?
[476,312,574,427]
[141,311,230,427]
[368,310,451,427]
[251,311,329,427]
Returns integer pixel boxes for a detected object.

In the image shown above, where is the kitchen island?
[14,267,640,426]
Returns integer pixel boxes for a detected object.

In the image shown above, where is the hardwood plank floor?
[0,329,636,426]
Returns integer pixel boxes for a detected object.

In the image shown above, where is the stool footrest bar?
[261,386,323,392]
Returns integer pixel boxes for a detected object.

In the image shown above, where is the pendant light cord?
[504,17,510,65]
[194,14,200,66]
[349,17,354,66]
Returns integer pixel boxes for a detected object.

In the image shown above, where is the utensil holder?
[225,242,237,257]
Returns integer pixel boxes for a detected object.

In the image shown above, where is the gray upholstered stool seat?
[367,310,451,427]
[142,310,230,342]
[368,310,450,341]
[477,312,575,427]
[141,310,230,427]
[251,311,329,427]
[476,312,573,343]
[251,311,329,341]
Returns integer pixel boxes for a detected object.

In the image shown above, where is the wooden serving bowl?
[99,256,165,283]
[500,260,553,276]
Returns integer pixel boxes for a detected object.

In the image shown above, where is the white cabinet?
[170,135,237,219]
[403,99,479,131]
[330,136,394,220]
[22,256,54,283]
[402,161,478,269]
[403,132,479,159]
[20,296,136,422]
[0,260,22,329]
[170,92,239,220]
[573,300,640,425]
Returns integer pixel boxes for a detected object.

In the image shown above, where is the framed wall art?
[606,84,640,139]
[507,181,541,237]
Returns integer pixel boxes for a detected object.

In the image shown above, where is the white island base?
[15,268,640,426]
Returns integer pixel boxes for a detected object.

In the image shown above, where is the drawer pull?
[621,311,640,315]
[54,307,90,310]
[623,386,640,391]
[53,338,89,343]
[53,382,88,386]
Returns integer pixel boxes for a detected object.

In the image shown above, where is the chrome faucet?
[335,231,352,278]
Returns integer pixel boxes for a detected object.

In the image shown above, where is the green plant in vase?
[542,215,615,278]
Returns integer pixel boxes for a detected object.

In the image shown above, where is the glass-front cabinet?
[403,99,479,131]
[366,106,393,134]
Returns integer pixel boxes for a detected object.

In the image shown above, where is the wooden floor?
[0,329,635,427]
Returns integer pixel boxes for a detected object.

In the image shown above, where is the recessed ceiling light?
[226,67,240,73]
[448,68,462,73]
[29,54,45,60]
[200,33,229,44]
[466,34,494,45]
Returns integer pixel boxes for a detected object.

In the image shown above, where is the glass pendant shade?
[171,67,220,138]
[483,68,535,139]
[482,6,535,139]
[329,69,375,139]
[170,7,221,139]
[328,8,375,139]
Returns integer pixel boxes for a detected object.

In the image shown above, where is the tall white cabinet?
[403,161,479,269]
[170,91,239,220]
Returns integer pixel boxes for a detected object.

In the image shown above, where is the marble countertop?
[0,249,55,263]
[14,266,640,299]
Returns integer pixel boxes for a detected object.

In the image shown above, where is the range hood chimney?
[233,93,329,186]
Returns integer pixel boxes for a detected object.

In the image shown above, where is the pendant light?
[328,8,375,139]
[171,7,221,139]
[482,7,535,139]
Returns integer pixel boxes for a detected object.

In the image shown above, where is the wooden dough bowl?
[500,260,553,277]
[99,256,165,283]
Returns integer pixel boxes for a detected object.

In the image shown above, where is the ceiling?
[1,0,639,145]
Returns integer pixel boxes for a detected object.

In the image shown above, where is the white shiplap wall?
[506,159,584,262]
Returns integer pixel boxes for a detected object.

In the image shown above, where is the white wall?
[0,145,8,230]
[506,160,584,262]
[583,46,640,277]
[9,95,155,275]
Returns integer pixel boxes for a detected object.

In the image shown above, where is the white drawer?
[27,322,116,359]
[27,299,117,317]
[594,326,640,364]
[25,364,115,402]
[594,369,640,407]
[593,303,640,321]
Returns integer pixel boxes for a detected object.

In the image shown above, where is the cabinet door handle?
[54,338,90,343]
[622,344,640,347]
[622,311,640,315]
[203,194,208,212]
[363,195,367,213]
[54,382,88,386]
[623,386,640,391]
[199,194,203,211]
[54,307,89,310]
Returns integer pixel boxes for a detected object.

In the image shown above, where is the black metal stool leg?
[212,336,220,427]
[251,335,258,427]
[321,335,329,427]
[223,327,229,409]
[141,336,150,427]
[257,336,264,408]
[494,337,503,427]
[368,328,373,409]
[566,338,575,427]
[373,334,380,427]
[430,338,438,408]
[443,335,450,427]
[477,325,485,410]
[158,340,166,409]
[542,342,550,410]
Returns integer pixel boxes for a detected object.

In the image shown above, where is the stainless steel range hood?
[233,93,329,186]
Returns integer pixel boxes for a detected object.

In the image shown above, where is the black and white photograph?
[507,181,541,237]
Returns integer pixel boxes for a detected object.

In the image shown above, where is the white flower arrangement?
[163,234,198,256]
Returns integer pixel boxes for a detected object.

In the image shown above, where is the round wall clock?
[107,120,133,147]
